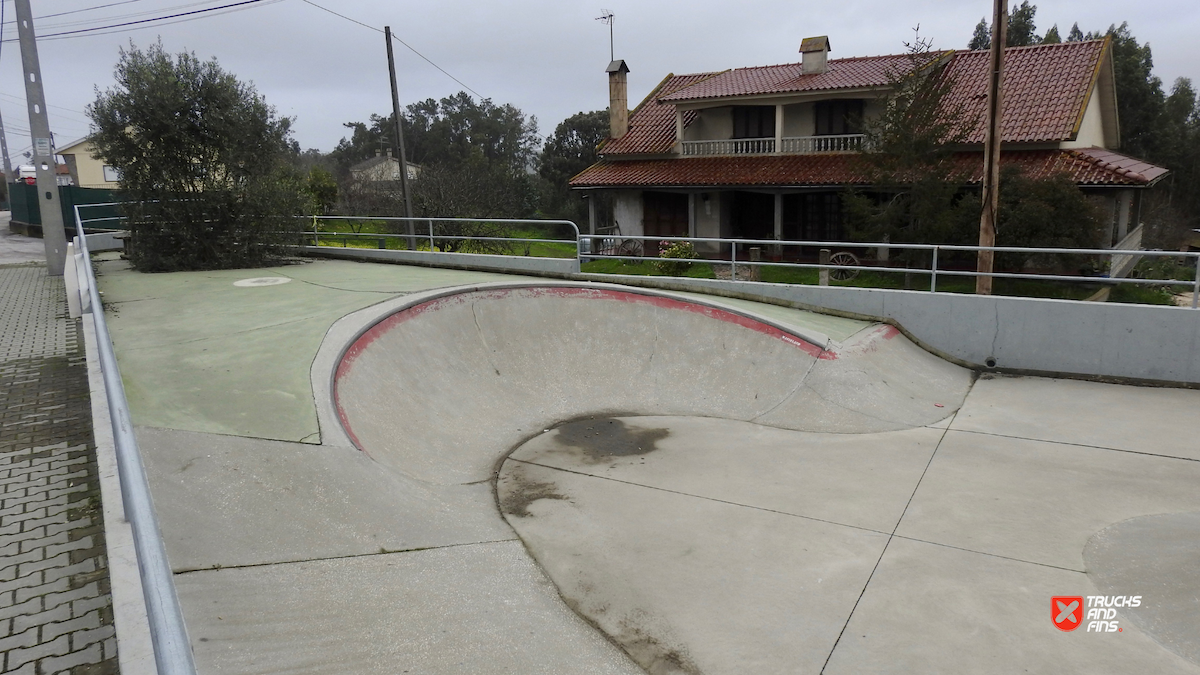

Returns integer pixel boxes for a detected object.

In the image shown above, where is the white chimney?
[606,60,630,139]
[800,36,831,75]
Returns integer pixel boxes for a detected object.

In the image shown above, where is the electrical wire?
[0,0,278,43]
[1,0,152,25]
[12,0,227,33]
[298,0,484,101]
[296,0,546,141]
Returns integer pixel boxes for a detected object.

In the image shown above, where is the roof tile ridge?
[659,69,731,101]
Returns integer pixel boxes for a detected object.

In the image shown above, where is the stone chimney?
[606,60,630,139]
[800,36,831,75]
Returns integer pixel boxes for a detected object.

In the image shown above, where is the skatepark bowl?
[323,282,1200,674]
[86,252,1200,674]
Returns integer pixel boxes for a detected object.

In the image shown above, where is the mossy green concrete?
[98,258,528,442]
[96,257,870,443]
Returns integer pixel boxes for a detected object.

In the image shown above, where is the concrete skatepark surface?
[87,257,1200,673]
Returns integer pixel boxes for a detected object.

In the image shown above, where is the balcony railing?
[681,138,775,156]
[780,134,865,153]
[680,134,866,157]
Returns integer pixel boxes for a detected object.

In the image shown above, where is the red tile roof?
[659,53,919,103]
[604,39,1112,156]
[943,40,1108,143]
[599,72,718,156]
[570,148,1166,188]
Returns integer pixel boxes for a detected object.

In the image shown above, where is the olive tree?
[88,41,305,271]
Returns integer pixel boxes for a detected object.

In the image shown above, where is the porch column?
[1116,190,1133,242]
[688,193,697,238]
[675,109,685,153]
[774,104,784,154]
[588,194,597,235]
[774,192,783,239]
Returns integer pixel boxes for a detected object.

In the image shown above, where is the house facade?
[571,36,1168,252]
[56,137,120,190]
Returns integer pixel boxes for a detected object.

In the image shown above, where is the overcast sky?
[1,0,1197,163]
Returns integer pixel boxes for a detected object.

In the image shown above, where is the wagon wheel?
[828,251,860,281]
[617,239,644,258]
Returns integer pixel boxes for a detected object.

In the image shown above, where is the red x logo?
[1053,596,1084,631]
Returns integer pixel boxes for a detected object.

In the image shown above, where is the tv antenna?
[596,9,614,62]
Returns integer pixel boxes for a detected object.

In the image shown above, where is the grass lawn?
[586,256,1180,306]
[303,220,1189,307]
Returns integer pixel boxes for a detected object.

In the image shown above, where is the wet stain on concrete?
[552,417,670,464]
[499,466,568,518]
[614,612,703,675]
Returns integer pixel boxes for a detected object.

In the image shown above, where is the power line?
[298,0,484,100]
[0,93,90,121]
[7,0,225,33]
[0,0,279,42]
[1,0,152,25]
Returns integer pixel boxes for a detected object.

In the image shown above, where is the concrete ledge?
[81,318,157,675]
[85,230,126,252]
[299,245,579,274]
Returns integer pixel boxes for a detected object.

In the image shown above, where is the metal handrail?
[72,205,197,675]
[75,202,1200,308]
[578,233,1200,307]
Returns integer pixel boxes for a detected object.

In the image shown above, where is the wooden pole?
[977,0,1007,295]
[384,27,415,248]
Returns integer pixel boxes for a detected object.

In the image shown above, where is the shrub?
[654,240,698,275]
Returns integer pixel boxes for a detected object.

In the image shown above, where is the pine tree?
[1067,23,1085,41]
[1007,1,1039,46]
[969,19,991,50]
[1042,25,1061,44]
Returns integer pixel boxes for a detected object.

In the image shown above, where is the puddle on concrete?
[552,418,670,463]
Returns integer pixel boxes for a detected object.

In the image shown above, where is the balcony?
[680,134,865,157]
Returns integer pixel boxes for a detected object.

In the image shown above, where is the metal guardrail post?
[1193,256,1199,309]
[731,241,737,280]
[931,246,939,292]
[72,206,198,675]
[819,249,830,286]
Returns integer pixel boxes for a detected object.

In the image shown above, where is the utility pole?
[384,26,415,250]
[14,0,68,276]
[976,0,1008,295]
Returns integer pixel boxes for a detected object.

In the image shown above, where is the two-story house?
[571,36,1168,254]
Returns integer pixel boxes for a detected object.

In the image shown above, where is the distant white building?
[349,150,421,183]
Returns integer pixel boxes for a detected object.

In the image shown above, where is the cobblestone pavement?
[1,263,118,674]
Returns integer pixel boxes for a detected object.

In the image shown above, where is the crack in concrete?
[749,347,824,422]
[818,414,956,675]
[173,537,522,575]
[947,427,1200,463]
[506,457,890,537]
[271,268,416,294]
[471,301,503,377]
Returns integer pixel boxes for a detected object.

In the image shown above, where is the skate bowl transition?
[332,284,972,485]
[328,282,978,672]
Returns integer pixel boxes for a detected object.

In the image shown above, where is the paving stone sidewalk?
[1,263,118,674]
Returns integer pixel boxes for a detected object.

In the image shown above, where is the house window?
[732,106,775,139]
[102,165,122,182]
[814,100,864,136]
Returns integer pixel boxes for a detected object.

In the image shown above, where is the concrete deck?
[91,256,1200,674]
